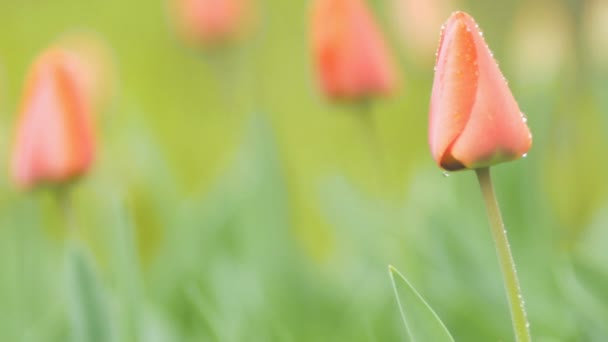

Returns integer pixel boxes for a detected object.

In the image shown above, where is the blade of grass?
[66,244,113,342]
[389,265,454,342]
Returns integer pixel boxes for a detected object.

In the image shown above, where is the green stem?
[355,100,387,195]
[56,187,77,238]
[475,167,531,342]
[356,99,380,158]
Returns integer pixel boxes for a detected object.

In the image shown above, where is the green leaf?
[66,244,113,342]
[389,265,454,342]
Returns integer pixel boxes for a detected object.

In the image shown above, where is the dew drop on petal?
[442,171,450,178]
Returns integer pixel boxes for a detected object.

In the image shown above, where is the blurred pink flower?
[507,2,572,85]
[11,48,95,189]
[310,0,398,101]
[584,0,608,69]
[171,0,254,47]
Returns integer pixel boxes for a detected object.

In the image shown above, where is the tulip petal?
[429,13,478,170]
[449,14,532,168]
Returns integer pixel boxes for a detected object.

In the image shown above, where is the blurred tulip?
[171,0,254,47]
[429,12,532,171]
[311,0,397,101]
[390,0,452,60]
[584,0,608,70]
[507,2,571,86]
[55,31,118,111]
[11,48,95,189]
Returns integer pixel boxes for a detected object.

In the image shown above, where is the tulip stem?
[475,167,531,342]
[356,100,388,194]
[57,187,77,238]
[357,99,378,153]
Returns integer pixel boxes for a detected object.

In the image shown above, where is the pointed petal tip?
[443,11,479,34]
[448,11,474,22]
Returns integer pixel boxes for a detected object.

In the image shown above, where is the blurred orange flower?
[11,48,95,189]
[429,12,531,171]
[507,2,571,86]
[311,0,397,101]
[171,0,254,47]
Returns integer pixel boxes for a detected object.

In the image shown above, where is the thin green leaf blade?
[389,265,454,342]
[66,244,113,342]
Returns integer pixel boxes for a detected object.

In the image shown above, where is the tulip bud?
[506,2,571,87]
[11,48,95,189]
[429,11,532,171]
[583,0,608,70]
[170,0,254,47]
[311,0,397,101]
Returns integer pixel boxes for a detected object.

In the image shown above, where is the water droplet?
[442,171,450,178]
[479,31,484,37]
[522,153,528,158]
[520,112,528,123]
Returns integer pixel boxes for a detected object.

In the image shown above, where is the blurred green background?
[1,0,608,341]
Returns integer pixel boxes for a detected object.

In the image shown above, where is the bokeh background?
[1,0,608,341]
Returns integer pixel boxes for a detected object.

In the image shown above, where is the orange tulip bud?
[429,11,532,171]
[11,48,95,189]
[311,0,397,100]
[171,0,254,47]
